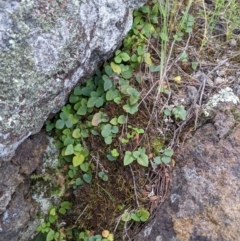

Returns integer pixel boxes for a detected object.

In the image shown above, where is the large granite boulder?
[0,0,147,162]
[135,104,240,241]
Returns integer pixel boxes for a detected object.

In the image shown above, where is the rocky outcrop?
[135,104,240,241]
[0,132,49,241]
[0,0,147,162]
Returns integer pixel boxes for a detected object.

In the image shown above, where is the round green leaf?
[72,129,81,138]
[77,105,87,115]
[153,156,161,164]
[120,52,130,62]
[55,119,65,129]
[83,173,92,183]
[110,117,118,125]
[58,207,66,215]
[124,151,134,166]
[111,62,121,74]
[69,94,79,103]
[46,230,55,241]
[164,148,174,157]
[65,144,74,155]
[137,154,149,167]
[104,136,112,144]
[131,213,140,222]
[105,65,113,76]
[73,154,85,167]
[161,156,171,164]
[114,56,122,63]
[80,162,89,172]
[117,115,126,124]
[121,212,131,222]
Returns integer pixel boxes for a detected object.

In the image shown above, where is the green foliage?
[98,171,109,182]
[153,148,174,165]
[124,147,149,167]
[120,125,144,144]
[164,105,187,121]
[121,209,150,222]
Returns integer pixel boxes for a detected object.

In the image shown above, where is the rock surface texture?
[0,0,147,162]
[135,104,240,241]
[0,132,48,241]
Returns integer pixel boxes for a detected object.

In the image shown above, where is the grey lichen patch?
[31,136,60,215]
[204,87,239,116]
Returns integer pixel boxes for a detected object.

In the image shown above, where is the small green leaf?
[144,52,152,66]
[55,119,65,129]
[123,101,138,114]
[162,156,171,164]
[72,129,81,138]
[83,172,92,183]
[120,52,130,62]
[87,97,97,108]
[164,148,174,157]
[104,136,112,144]
[106,88,120,101]
[65,144,74,155]
[77,105,87,115]
[111,149,119,157]
[98,171,108,181]
[69,94,79,103]
[75,178,83,186]
[111,126,119,134]
[114,55,122,63]
[74,86,82,96]
[80,162,89,172]
[117,115,126,124]
[104,65,113,76]
[137,45,145,56]
[139,209,150,222]
[110,117,118,125]
[164,109,171,116]
[46,230,55,241]
[103,75,113,91]
[61,201,71,210]
[149,65,160,72]
[131,213,140,222]
[124,151,135,166]
[95,97,104,108]
[191,62,198,70]
[58,207,66,215]
[111,62,121,74]
[73,153,84,167]
[154,156,161,164]
[49,208,56,216]
[121,212,131,222]
[136,154,149,167]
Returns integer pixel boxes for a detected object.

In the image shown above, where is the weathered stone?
[0,0,147,162]
[0,131,50,240]
[12,131,48,175]
[0,182,32,241]
[136,104,240,241]
[0,163,23,214]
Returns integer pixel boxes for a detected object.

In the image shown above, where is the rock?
[214,76,225,85]
[216,70,226,77]
[136,104,240,241]
[0,0,147,162]
[0,131,49,241]
[194,71,214,87]
[229,38,237,47]
[0,182,32,241]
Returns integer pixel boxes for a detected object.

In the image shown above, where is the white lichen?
[204,87,239,116]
